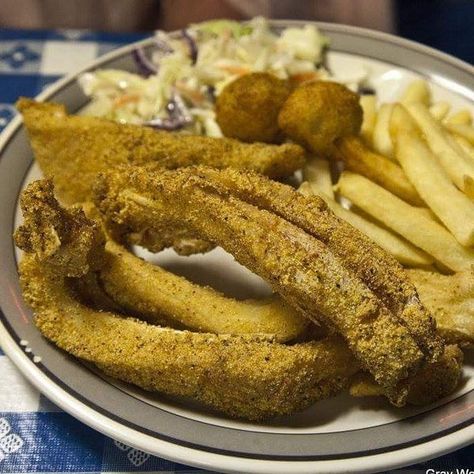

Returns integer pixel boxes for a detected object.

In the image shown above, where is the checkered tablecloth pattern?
[0,27,472,473]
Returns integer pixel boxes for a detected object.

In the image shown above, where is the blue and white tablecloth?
[0,28,472,473]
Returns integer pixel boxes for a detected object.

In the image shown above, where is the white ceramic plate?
[0,21,473,473]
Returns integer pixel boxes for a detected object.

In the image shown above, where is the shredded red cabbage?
[145,92,193,131]
[132,35,174,77]
[181,29,198,64]
[131,48,158,77]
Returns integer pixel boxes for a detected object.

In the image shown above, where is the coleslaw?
[78,17,366,137]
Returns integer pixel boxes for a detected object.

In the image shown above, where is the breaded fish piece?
[14,178,105,277]
[15,180,462,413]
[94,166,434,405]
[101,239,308,341]
[407,269,474,348]
[350,343,463,406]
[15,180,307,341]
[99,164,442,362]
[20,253,357,420]
[17,98,305,204]
[165,166,442,361]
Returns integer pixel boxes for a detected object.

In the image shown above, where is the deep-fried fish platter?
[15,178,463,418]
[12,29,474,423]
[92,164,455,406]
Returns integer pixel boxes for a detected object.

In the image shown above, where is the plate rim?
[0,20,473,473]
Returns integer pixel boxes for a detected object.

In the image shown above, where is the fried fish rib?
[20,253,358,420]
[101,239,308,341]
[94,166,431,404]
[15,180,462,413]
[155,166,442,361]
[15,180,307,341]
[407,269,474,348]
[17,98,305,205]
[350,344,463,406]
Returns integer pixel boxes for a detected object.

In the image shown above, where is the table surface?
[0,27,472,473]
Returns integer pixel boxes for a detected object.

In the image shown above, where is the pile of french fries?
[301,79,474,273]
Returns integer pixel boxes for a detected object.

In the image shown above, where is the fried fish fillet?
[15,182,358,420]
[350,342,463,405]
[140,165,442,361]
[17,98,305,205]
[101,239,308,340]
[22,253,359,420]
[93,165,439,405]
[407,269,474,348]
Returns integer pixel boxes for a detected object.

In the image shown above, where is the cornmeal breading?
[350,343,463,405]
[17,98,305,204]
[94,165,440,405]
[101,240,308,341]
[14,181,357,420]
[14,178,463,417]
[145,166,442,361]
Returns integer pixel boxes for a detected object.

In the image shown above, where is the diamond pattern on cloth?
[0,418,11,438]
[0,434,24,454]
[0,41,42,73]
[127,449,151,467]
[113,440,130,452]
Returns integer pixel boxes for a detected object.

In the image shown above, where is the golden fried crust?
[161,166,442,361]
[94,166,432,404]
[278,81,363,155]
[407,269,474,348]
[350,344,463,406]
[101,240,308,341]
[216,72,291,143]
[15,181,306,341]
[94,165,442,360]
[14,180,104,278]
[19,254,358,420]
[17,98,305,205]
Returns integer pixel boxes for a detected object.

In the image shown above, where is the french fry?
[391,104,474,247]
[405,102,474,190]
[360,95,377,144]
[372,103,394,158]
[298,182,433,267]
[429,102,450,121]
[444,123,474,145]
[414,207,442,225]
[450,134,474,163]
[465,176,474,200]
[335,136,424,206]
[400,79,431,105]
[303,157,334,199]
[336,172,474,272]
[445,109,472,126]
[407,269,474,347]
